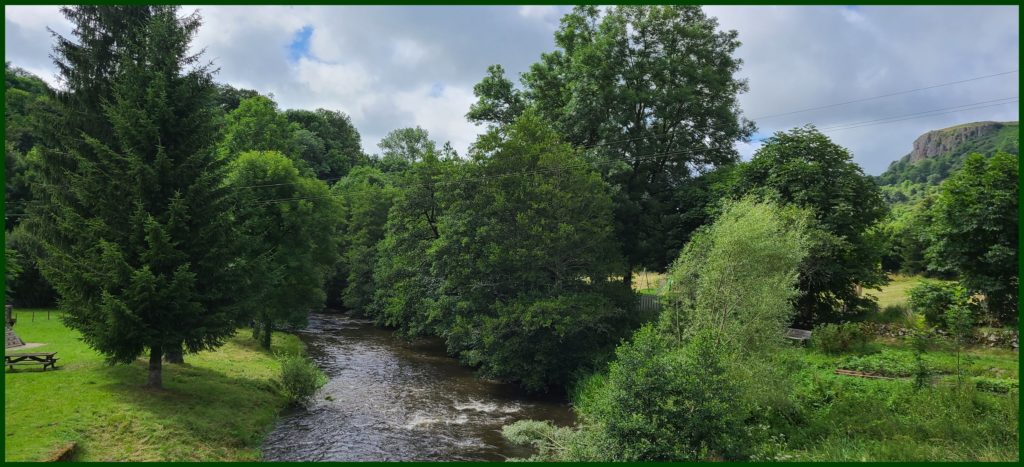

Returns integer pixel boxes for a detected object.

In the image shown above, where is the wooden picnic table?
[5,352,58,371]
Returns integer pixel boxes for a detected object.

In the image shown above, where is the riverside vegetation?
[4,4,1018,462]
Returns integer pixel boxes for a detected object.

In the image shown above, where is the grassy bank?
[781,339,1018,461]
[4,309,303,461]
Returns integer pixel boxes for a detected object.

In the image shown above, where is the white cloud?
[5,5,1017,174]
[391,38,430,66]
[392,84,479,155]
[518,6,558,20]
[293,58,377,119]
[4,5,67,30]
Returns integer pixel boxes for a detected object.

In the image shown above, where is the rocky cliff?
[908,121,1012,163]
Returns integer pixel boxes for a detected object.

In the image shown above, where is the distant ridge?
[877,121,1019,186]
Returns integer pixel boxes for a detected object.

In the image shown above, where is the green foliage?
[733,126,889,325]
[277,354,327,407]
[285,108,368,181]
[838,350,916,377]
[4,62,54,155]
[472,5,753,276]
[875,303,913,326]
[662,197,810,357]
[369,149,458,337]
[877,188,942,275]
[32,6,244,386]
[812,323,872,355]
[375,126,436,173]
[907,281,976,328]
[877,123,1019,186]
[431,110,636,390]
[972,377,1018,394]
[4,223,57,307]
[466,64,525,127]
[584,327,750,461]
[927,152,1018,324]
[911,330,935,390]
[226,151,343,347]
[507,197,813,460]
[331,166,395,313]
[212,83,261,114]
[785,371,1018,461]
[219,95,300,161]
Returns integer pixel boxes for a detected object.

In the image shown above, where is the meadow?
[4,310,303,461]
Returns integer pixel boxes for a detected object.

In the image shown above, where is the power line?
[749,69,1018,121]
[816,98,1018,133]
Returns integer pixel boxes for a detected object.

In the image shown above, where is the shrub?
[812,323,872,354]
[907,281,976,328]
[875,303,913,326]
[838,350,917,377]
[279,354,327,407]
[973,377,1019,394]
[582,326,751,461]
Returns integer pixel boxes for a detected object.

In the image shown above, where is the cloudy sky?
[5,5,1019,174]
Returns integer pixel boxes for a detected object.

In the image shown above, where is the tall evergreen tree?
[31,6,243,387]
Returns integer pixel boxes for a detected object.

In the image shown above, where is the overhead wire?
[749,69,1018,120]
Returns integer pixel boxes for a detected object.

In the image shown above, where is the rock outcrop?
[908,121,1010,163]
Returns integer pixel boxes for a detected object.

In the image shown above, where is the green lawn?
[4,309,303,461]
[867,274,952,309]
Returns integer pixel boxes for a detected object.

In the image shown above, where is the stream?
[261,313,575,461]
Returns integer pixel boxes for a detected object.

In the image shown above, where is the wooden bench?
[5,352,58,371]
[784,328,812,344]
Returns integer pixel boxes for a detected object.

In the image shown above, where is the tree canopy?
[927,152,1018,324]
[469,5,754,279]
[731,126,888,325]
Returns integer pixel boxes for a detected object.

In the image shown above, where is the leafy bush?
[875,303,914,326]
[973,377,1019,394]
[812,323,872,354]
[838,350,917,377]
[907,281,975,328]
[278,354,327,407]
[580,326,751,461]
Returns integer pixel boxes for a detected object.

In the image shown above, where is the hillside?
[877,121,1019,187]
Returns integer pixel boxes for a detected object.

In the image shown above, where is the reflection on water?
[261,313,575,461]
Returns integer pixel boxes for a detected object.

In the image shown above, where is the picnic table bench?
[784,328,813,344]
[6,352,58,371]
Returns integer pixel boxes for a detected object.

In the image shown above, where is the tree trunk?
[164,342,184,364]
[623,264,634,290]
[260,317,273,349]
[147,345,163,388]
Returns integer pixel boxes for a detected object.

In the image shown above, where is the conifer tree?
[32,6,243,387]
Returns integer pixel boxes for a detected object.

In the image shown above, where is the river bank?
[3,309,303,461]
[261,313,575,461]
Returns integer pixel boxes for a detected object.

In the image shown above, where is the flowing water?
[261,313,576,461]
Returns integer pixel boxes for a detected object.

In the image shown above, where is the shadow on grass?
[82,362,285,461]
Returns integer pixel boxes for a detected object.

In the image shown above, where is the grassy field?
[632,270,666,295]
[4,309,303,461]
[866,274,952,308]
[782,338,1019,461]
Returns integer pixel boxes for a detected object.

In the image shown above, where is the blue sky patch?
[287,25,314,63]
[429,82,445,97]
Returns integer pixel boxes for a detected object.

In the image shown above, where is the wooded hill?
[877,121,1019,191]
